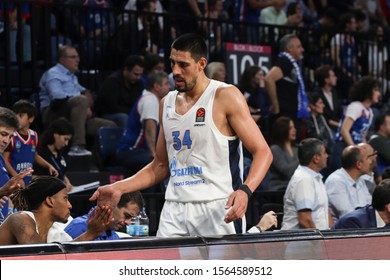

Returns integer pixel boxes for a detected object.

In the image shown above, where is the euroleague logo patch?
[195,108,205,122]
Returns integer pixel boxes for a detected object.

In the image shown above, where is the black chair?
[96,126,129,173]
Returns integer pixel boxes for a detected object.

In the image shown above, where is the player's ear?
[198,57,207,70]
[45,196,55,208]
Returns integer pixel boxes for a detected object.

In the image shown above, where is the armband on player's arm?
[238,184,252,199]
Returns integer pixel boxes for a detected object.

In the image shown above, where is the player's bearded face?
[176,76,197,92]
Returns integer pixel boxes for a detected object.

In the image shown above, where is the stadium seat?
[97,126,129,173]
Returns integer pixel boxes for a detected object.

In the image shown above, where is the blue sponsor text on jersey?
[171,166,203,177]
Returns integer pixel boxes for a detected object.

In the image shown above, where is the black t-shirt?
[95,71,144,116]
[34,146,67,180]
[275,56,299,119]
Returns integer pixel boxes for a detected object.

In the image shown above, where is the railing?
[1,1,389,108]
[2,227,390,259]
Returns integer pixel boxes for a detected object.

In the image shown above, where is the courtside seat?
[97,127,129,174]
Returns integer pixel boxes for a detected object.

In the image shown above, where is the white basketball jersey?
[163,79,244,202]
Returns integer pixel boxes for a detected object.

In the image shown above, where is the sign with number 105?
[225,43,272,85]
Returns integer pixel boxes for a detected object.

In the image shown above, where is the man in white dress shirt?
[282,138,333,230]
[325,145,373,222]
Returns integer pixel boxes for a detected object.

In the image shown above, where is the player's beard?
[176,76,197,92]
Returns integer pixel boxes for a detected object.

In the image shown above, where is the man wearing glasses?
[359,142,381,195]
[39,45,115,156]
[325,145,373,222]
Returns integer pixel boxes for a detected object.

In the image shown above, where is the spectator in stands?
[141,53,165,88]
[239,65,270,181]
[325,145,373,222]
[0,107,20,219]
[205,61,226,82]
[313,65,343,133]
[202,0,229,60]
[0,1,32,63]
[286,0,318,25]
[285,2,304,27]
[116,71,170,175]
[62,0,113,67]
[330,12,360,101]
[259,0,287,27]
[80,0,113,66]
[124,0,165,30]
[309,7,339,29]
[307,92,334,179]
[169,0,206,36]
[306,8,339,69]
[0,176,110,245]
[265,33,309,141]
[4,100,58,188]
[333,178,390,229]
[78,0,111,40]
[281,138,333,230]
[136,0,161,54]
[307,92,334,155]
[231,0,279,24]
[110,0,160,64]
[96,55,145,128]
[39,45,116,156]
[268,116,299,191]
[227,0,278,43]
[369,113,390,174]
[33,117,74,192]
[358,142,380,195]
[239,65,270,124]
[353,8,368,33]
[331,76,380,171]
[355,0,388,28]
[65,191,143,240]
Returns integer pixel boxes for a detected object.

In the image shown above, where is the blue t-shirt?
[64,207,119,240]
[0,155,10,218]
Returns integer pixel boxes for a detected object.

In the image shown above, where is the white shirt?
[22,211,73,243]
[325,168,372,222]
[375,210,386,227]
[322,89,334,111]
[282,165,330,230]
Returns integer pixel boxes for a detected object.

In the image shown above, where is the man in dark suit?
[333,179,390,229]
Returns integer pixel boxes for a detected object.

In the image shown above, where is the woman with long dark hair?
[33,117,74,191]
[268,116,299,191]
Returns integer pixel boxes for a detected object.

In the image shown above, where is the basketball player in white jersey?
[91,33,272,237]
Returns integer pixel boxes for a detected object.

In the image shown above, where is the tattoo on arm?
[10,214,44,244]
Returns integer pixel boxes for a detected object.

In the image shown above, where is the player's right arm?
[90,98,170,209]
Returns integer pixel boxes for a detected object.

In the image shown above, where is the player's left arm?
[217,85,273,223]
